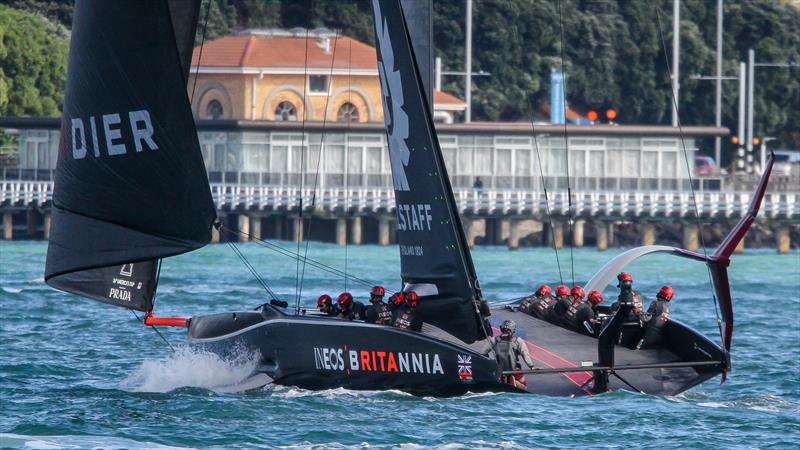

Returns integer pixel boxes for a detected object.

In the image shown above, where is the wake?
[121,346,261,393]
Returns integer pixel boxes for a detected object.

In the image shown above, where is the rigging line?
[557,0,576,286]
[294,27,312,314]
[504,0,564,285]
[298,30,342,304]
[654,5,722,335]
[223,227,388,293]
[225,237,277,300]
[130,309,175,353]
[189,0,212,104]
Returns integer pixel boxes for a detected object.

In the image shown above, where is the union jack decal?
[458,354,474,383]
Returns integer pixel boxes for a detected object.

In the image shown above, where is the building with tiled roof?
[188,28,466,123]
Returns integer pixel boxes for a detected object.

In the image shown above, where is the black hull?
[186,307,725,397]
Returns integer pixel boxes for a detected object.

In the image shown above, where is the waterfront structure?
[2,118,796,253]
[188,28,466,124]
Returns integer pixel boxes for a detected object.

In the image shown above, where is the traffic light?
[587,110,598,121]
[605,108,617,120]
[752,137,760,146]
[731,135,739,145]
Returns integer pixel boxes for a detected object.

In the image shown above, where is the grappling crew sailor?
[550,284,572,326]
[336,292,365,320]
[636,285,673,349]
[364,285,393,325]
[393,291,422,332]
[317,294,339,316]
[563,285,587,332]
[520,284,554,320]
[493,319,535,389]
[567,289,603,336]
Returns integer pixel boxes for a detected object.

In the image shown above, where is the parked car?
[695,155,717,175]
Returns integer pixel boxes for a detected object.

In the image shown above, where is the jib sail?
[370,0,486,343]
[44,0,215,312]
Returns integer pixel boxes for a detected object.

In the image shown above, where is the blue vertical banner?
[550,70,565,124]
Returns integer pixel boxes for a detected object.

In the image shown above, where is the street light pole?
[714,0,723,166]
[671,0,680,127]
[465,0,472,123]
[746,49,755,154]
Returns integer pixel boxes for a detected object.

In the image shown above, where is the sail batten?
[45,0,214,311]
[370,0,484,343]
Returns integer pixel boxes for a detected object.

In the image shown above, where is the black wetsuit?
[518,295,536,314]
[393,307,422,332]
[319,305,340,317]
[612,291,646,348]
[529,294,556,321]
[365,302,392,325]
[566,301,598,336]
[338,301,366,320]
[550,296,572,326]
[637,300,670,349]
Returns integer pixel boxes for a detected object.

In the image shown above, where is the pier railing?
[3,181,797,220]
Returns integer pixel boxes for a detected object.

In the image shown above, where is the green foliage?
[0,5,67,117]
[4,0,799,147]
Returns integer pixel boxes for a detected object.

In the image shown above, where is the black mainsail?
[45,0,215,312]
[371,0,486,343]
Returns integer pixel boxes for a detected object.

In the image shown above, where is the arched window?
[206,99,224,119]
[275,101,298,121]
[336,102,359,122]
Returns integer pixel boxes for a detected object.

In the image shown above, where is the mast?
[370,0,486,343]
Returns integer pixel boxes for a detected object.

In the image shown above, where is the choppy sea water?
[1,241,798,449]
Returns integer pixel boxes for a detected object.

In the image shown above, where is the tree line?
[2,0,799,155]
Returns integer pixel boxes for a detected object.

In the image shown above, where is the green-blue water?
[1,241,798,449]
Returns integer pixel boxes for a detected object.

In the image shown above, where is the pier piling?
[777,224,791,254]
[43,212,51,241]
[336,218,347,245]
[238,214,250,241]
[642,222,657,246]
[378,216,391,246]
[350,217,363,245]
[596,221,608,251]
[682,223,699,252]
[3,212,11,240]
[250,215,262,240]
[572,220,585,248]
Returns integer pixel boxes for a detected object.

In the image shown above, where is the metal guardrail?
[4,181,797,220]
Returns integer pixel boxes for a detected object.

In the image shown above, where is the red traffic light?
[587,110,598,121]
[606,108,617,120]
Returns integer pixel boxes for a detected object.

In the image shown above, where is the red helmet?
[390,292,405,307]
[317,294,332,307]
[588,290,603,304]
[406,291,419,308]
[618,272,633,282]
[370,285,385,296]
[658,285,674,301]
[556,285,570,297]
[537,284,552,296]
[571,285,586,299]
[337,292,353,307]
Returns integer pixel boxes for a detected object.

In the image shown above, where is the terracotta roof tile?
[192,34,378,70]
[433,89,466,106]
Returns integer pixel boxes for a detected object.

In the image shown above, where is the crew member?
[364,285,393,325]
[550,284,572,326]
[570,289,603,336]
[519,284,550,315]
[316,294,339,316]
[336,292,365,320]
[393,291,422,331]
[388,292,405,322]
[637,285,673,349]
[493,319,535,389]
[611,272,645,348]
[528,284,555,321]
[563,285,586,332]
